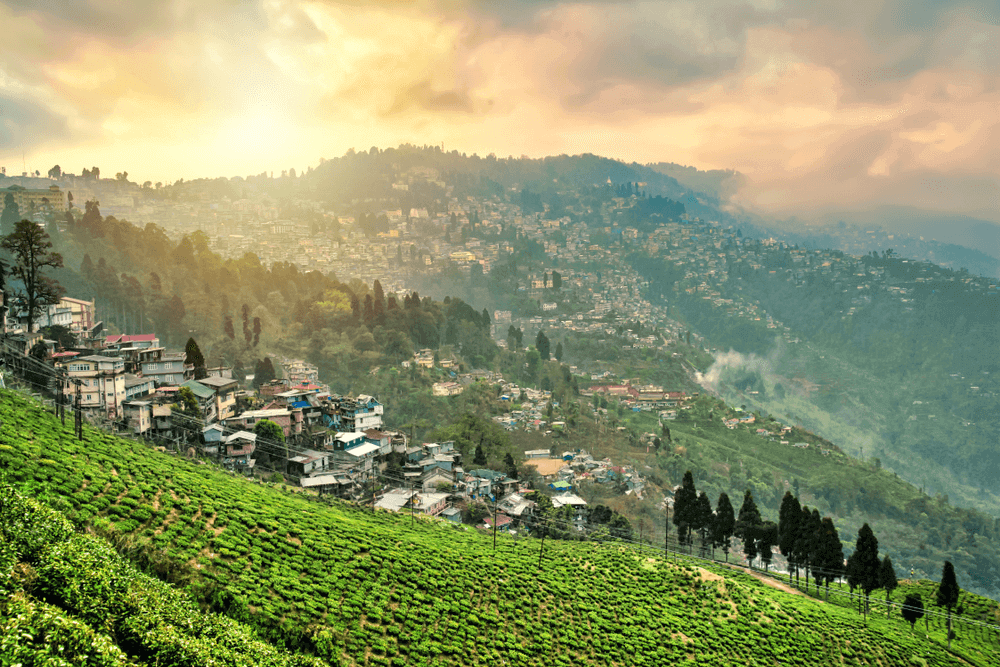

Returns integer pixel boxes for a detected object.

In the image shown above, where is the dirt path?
[734,567,806,596]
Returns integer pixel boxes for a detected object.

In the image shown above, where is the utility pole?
[74,379,83,441]
[665,503,670,560]
[493,496,499,552]
[410,481,415,529]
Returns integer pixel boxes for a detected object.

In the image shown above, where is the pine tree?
[474,444,487,466]
[879,556,898,619]
[693,491,714,557]
[535,329,550,360]
[712,493,736,562]
[184,337,207,379]
[937,561,960,649]
[672,471,698,551]
[853,523,880,620]
[757,521,778,572]
[778,491,802,585]
[794,505,816,592]
[735,490,762,567]
[817,517,844,601]
[554,342,563,362]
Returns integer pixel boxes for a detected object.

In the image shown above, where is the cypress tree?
[712,492,735,562]
[735,490,762,567]
[817,517,844,601]
[853,523,881,620]
[879,556,898,619]
[694,491,714,557]
[672,471,697,551]
[778,491,801,584]
[757,521,778,572]
[937,561,960,650]
[794,505,815,592]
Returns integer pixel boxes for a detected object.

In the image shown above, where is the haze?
[2,0,999,223]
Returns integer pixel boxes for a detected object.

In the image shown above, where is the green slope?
[1,388,995,666]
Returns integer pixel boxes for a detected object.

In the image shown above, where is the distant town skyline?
[2,0,999,222]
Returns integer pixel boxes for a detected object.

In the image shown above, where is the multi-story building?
[58,355,126,419]
[195,376,239,421]
[140,351,193,386]
[324,394,383,432]
[2,184,68,214]
[59,298,96,333]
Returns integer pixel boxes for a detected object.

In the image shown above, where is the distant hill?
[777,206,1000,262]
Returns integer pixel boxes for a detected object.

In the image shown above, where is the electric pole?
[74,379,83,441]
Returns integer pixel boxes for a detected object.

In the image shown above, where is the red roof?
[51,351,79,358]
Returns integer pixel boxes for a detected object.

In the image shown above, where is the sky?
[1,0,999,222]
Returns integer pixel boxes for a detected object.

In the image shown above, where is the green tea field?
[1,388,995,666]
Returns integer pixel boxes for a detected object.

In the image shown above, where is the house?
[324,394,383,432]
[180,379,217,422]
[226,408,298,438]
[140,351,193,386]
[525,449,550,459]
[363,429,392,456]
[549,480,572,492]
[202,424,224,455]
[59,297,95,333]
[196,375,239,421]
[299,472,356,497]
[106,333,160,351]
[432,381,464,397]
[151,404,173,440]
[551,492,588,525]
[221,431,256,470]
[58,355,126,419]
[259,378,291,399]
[124,374,155,400]
[483,514,514,532]
[441,506,462,523]
[123,400,152,436]
[288,449,330,476]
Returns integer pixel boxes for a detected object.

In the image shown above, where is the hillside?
[2,388,998,666]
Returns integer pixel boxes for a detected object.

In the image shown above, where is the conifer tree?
[693,491,714,557]
[712,492,736,562]
[672,470,698,551]
[816,517,844,601]
[778,491,802,584]
[937,560,960,649]
[757,521,778,572]
[735,490,762,567]
[853,523,881,619]
[184,337,207,379]
[879,556,898,619]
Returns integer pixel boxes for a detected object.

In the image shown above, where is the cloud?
[0,89,69,151]
[0,0,998,223]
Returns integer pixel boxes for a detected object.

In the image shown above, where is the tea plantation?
[0,388,993,666]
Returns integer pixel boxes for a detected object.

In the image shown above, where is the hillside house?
[58,355,126,419]
[123,400,152,437]
[196,376,239,421]
[221,431,256,471]
[140,351,193,386]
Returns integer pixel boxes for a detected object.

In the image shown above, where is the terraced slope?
[0,388,993,666]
